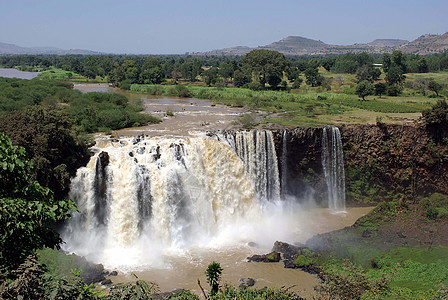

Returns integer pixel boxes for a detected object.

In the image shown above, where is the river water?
[0,68,40,79]
[109,207,372,298]
[73,83,244,136]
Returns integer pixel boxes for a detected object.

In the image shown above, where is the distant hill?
[366,39,409,47]
[197,33,447,56]
[0,42,101,55]
[399,33,448,55]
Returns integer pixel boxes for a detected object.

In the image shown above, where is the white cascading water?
[221,130,280,201]
[281,130,288,198]
[62,132,285,269]
[321,126,346,212]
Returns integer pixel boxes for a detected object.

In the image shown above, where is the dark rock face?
[247,251,281,263]
[272,128,326,203]
[239,278,256,289]
[69,254,107,284]
[340,124,448,201]
[270,124,448,205]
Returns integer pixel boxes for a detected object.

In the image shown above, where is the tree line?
[1,51,447,90]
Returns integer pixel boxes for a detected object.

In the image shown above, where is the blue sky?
[1,0,447,54]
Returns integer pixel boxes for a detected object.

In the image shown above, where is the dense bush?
[422,99,448,126]
[0,133,75,269]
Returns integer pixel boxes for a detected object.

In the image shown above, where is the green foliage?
[293,255,316,267]
[386,84,401,96]
[385,66,406,86]
[237,113,258,129]
[209,284,304,300]
[374,82,387,98]
[422,99,448,126]
[0,256,103,299]
[318,260,393,299]
[356,80,374,101]
[304,67,324,87]
[67,92,160,133]
[0,105,91,199]
[418,193,448,219]
[108,280,159,299]
[0,133,76,269]
[205,261,223,295]
[242,49,289,88]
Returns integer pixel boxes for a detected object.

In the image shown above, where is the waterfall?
[281,130,288,198]
[221,130,280,201]
[321,126,346,212]
[62,134,267,266]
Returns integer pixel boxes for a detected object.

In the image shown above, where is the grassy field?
[130,77,443,127]
[38,67,107,82]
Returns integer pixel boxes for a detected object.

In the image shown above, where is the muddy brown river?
[107,207,372,299]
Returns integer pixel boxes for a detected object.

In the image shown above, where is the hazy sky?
[1,0,447,54]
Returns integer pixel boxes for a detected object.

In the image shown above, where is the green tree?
[242,49,289,88]
[385,66,406,87]
[203,67,218,86]
[292,76,303,89]
[382,53,392,73]
[304,67,324,87]
[356,65,381,83]
[418,58,429,73]
[233,70,250,88]
[356,80,374,101]
[218,62,234,81]
[205,261,223,296]
[0,106,90,200]
[428,80,443,97]
[0,133,75,269]
[374,82,387,98]
[141,67,164,84]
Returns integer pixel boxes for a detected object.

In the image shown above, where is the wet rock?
[239,278,256,289]
[69,254,106,284]
[109,271,118,276]
[101,279,112,285]
[272,241,303,260]
[247,251,281,263]
[247,242,258,247]
[98,151,109,168]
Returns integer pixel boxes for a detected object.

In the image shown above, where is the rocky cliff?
[276,124,448,204]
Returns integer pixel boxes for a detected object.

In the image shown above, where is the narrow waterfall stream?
[321,126,346,212]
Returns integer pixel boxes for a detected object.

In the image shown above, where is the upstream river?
[0,68,40,79]
[74,83,244,136]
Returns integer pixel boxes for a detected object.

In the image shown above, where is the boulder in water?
[247,251,281,263]
[239,278,256,289]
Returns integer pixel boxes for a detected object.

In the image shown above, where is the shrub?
[205,262,223,296]
[247,81,265,91]
[422,99,448,126]
[387,84,401,96]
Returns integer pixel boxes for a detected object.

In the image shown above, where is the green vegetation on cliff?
[301,198,448,299]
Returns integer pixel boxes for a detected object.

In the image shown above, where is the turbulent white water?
[321,126,346,212]
[63,128,348,270]
[62,131,289,270]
